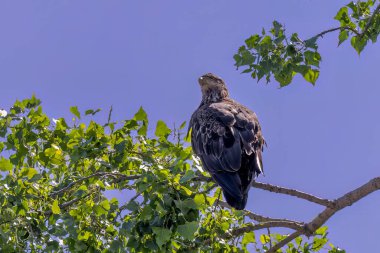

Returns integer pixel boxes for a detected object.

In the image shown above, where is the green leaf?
[78,231,92,241]
[315,226,328,235]
[125,200,139,212]
[26,168,38,179]
[304,36,319,49]
[275,70,294,87]
[179,121,186,130]
[338,30,349,45]
[174,199,198,214]
[335,7,350,25]
[155,120,171,138]
[260,234,270,244]
[194,194,206,208]
[0,157,12,171]
[52,199,61,214]
[241,68,252,74]
[152,227,171,248]
[24,95,41,109]
[85,108,101,116]
[245,35,260,49]
[185,128,192,143]
[242,231,255,245]
[290,33,300,43]
[138,122,147,136]
[303,69,320,85]
[177,221,199,240]
[140,205,153,220]
[240,49,256,65]
[351,36,367,54]
[179,170,195,184]
[180,185,192,196]
[70,106,81,119]
[134,106,148,122]
[100,199,110,211]
[234,54,242,67]
[304,51,321,67]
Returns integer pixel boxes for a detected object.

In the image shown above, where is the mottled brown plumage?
[190,73,265,210]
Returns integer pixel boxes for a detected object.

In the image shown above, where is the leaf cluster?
[234,0,380,87]
[234,21,320,87]
[0,97,344,252]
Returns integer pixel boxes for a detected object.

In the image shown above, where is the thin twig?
[44,192,93,216]
[202,222,303,246]
[252,181,334,207]
[218,200,304,225]
[107,105,113,125]
[50,172,140,197]
[315,26,360,38]
[119,192,142,213]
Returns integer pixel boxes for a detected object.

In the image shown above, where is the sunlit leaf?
[70,106,81,119]
[52,200,61,214]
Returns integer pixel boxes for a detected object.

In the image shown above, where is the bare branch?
[218,200,304,225]
[202,222,303,247]
[267,177,380,252]
[314,26,360,38]
[304,176,380,235]
[252,181,334,207]
[190,169,380,251]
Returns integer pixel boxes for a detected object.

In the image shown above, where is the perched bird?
[189,73,265,210]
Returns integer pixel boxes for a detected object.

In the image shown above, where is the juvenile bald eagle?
[189,73,265,210]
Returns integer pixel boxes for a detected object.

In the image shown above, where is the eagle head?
[198,73,229,102]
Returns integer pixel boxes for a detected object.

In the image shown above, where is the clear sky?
[1,1,379,252]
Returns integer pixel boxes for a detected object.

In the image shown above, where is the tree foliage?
[234,0,380,86]
[2,1,378,252]
[0,97,344,252]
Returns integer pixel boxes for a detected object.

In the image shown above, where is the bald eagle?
[189,73,265,210]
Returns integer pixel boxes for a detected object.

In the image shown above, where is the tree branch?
[304,176,380,235]
[50,172,140,197]
[44,192,93,216]
[360,3,380,38]
[218,200,304,226]
[252,181,334,207]
[266,231,303,253]
[198,175,334,207]
[314,26,360,38]
[267,177,380,252]
[202,222,303,247]
[313,3,380,41]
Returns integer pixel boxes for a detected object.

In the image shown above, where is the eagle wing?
[190,99,264,174]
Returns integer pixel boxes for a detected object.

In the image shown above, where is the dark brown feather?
[190,73,265,210]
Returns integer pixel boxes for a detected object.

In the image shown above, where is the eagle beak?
[198,76,204,85]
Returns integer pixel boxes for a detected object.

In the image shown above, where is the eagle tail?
[211,172,246,210]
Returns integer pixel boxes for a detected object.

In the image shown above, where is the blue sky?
[1,1,379,251]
